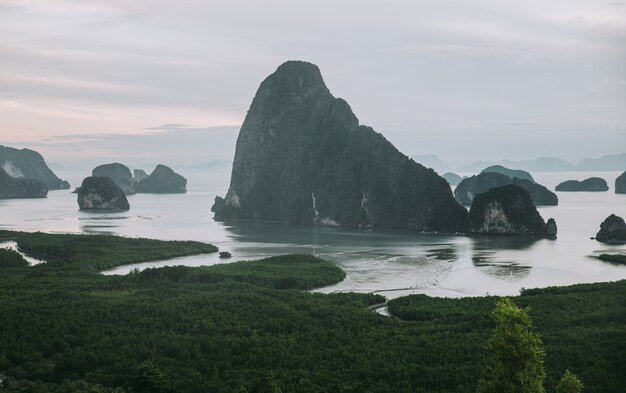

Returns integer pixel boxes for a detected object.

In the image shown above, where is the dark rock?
[211,196,225,213]
[92,163,135,194]
[443,172,463,186]
[0,145,70,190]
[481,165,535,183]
[555,177,608,192]
[455,172,557,206]
[615,171,626,194]
[135,165,187,194]
[595,214,626,243]
[77,176,130,210]
[212,61,467,232]
[133,169,148,183]
[463,185,556,238]
[0,167,48,198]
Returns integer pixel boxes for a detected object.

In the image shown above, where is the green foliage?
[556,370,583,393]
[0,231,623,392]
[0,380,126,392]
[0,248,28,269]
[136,254,346,289]
[131,361,172,393]
[476,298,545,393]
[598,254,626,265]
[0,230,217,270]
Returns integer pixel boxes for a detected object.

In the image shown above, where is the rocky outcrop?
[133,169,148,183]
[77,177,129,210]
[0,145,70,190]
[0,168,48,198]
[92,163,135,194]
[463,185,556,239]
[212,61,467,232]
[555,177,608,192]
[443,172,463,186]
[135,165,187,194]
[455,172,557,206]
[481,165,535,183]
[595,214,626,243]
[615,171,626,194]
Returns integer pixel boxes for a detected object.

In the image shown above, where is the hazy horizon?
[1,0,625,165]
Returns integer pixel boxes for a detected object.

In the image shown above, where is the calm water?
[1,171,625,298]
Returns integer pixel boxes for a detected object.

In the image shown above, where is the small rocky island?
[615,171,626,194]
[555,177,608,192]
[92,163,136,194]
[77,177,130,210]
[133,169,149,183]
[212,61,467,232]
[0,145,70,190]
[454,172,557,206]
[595,214,626,243]
[481,165,535,183]
[463,184,557,239]
[443,172,463,186]
[0,167,48,198]
[135,165,187,194]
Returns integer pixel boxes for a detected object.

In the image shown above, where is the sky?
[0,0,625,167]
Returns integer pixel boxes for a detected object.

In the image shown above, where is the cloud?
[0,0,624,164]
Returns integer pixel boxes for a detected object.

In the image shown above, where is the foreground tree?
[477,298,546,393]
[556,370,583,393]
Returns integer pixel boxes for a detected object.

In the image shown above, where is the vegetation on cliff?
[213,61,466,232]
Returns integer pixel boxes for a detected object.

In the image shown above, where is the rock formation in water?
[481,165,535,183]
[555,177,608,192]
[463,185,557,239]
[0,145,70,190]
[135,165,187,194]
[133,169,149,183]
[92,163,135,194]
[77,177,129,210]
[614,171,626,194]
[212,61,467,232]
[454,172,557,206]
[595,214,626,243]
[0,167,48,198]
[443,172,463,186]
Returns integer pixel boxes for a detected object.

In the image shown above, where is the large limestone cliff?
[212,61,466,232]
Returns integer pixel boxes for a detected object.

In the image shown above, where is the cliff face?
[77,177,129,210]
[212,61,467,232]
[0,145,70,190]
[92,163,135,194]
[614,171,626,194]
[0,168,48,198]
[455,172,557,206]
[463,185,557,239]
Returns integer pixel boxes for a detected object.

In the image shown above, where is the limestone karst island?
[1,2,625,393]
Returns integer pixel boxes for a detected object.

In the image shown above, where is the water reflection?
[471,236,540,251]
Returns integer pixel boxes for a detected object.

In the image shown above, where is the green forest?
[0,231,624,392]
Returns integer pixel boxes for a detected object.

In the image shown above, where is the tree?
[556,370,583,393]
[477,298,546,393]
[131,361,172,393]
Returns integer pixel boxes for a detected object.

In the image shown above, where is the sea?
[1,170,625,299]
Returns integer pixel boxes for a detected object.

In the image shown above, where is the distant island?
[555,177,608,192]
[412,153,626,173]
[0,145,70,190]
[454,172,558,206]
